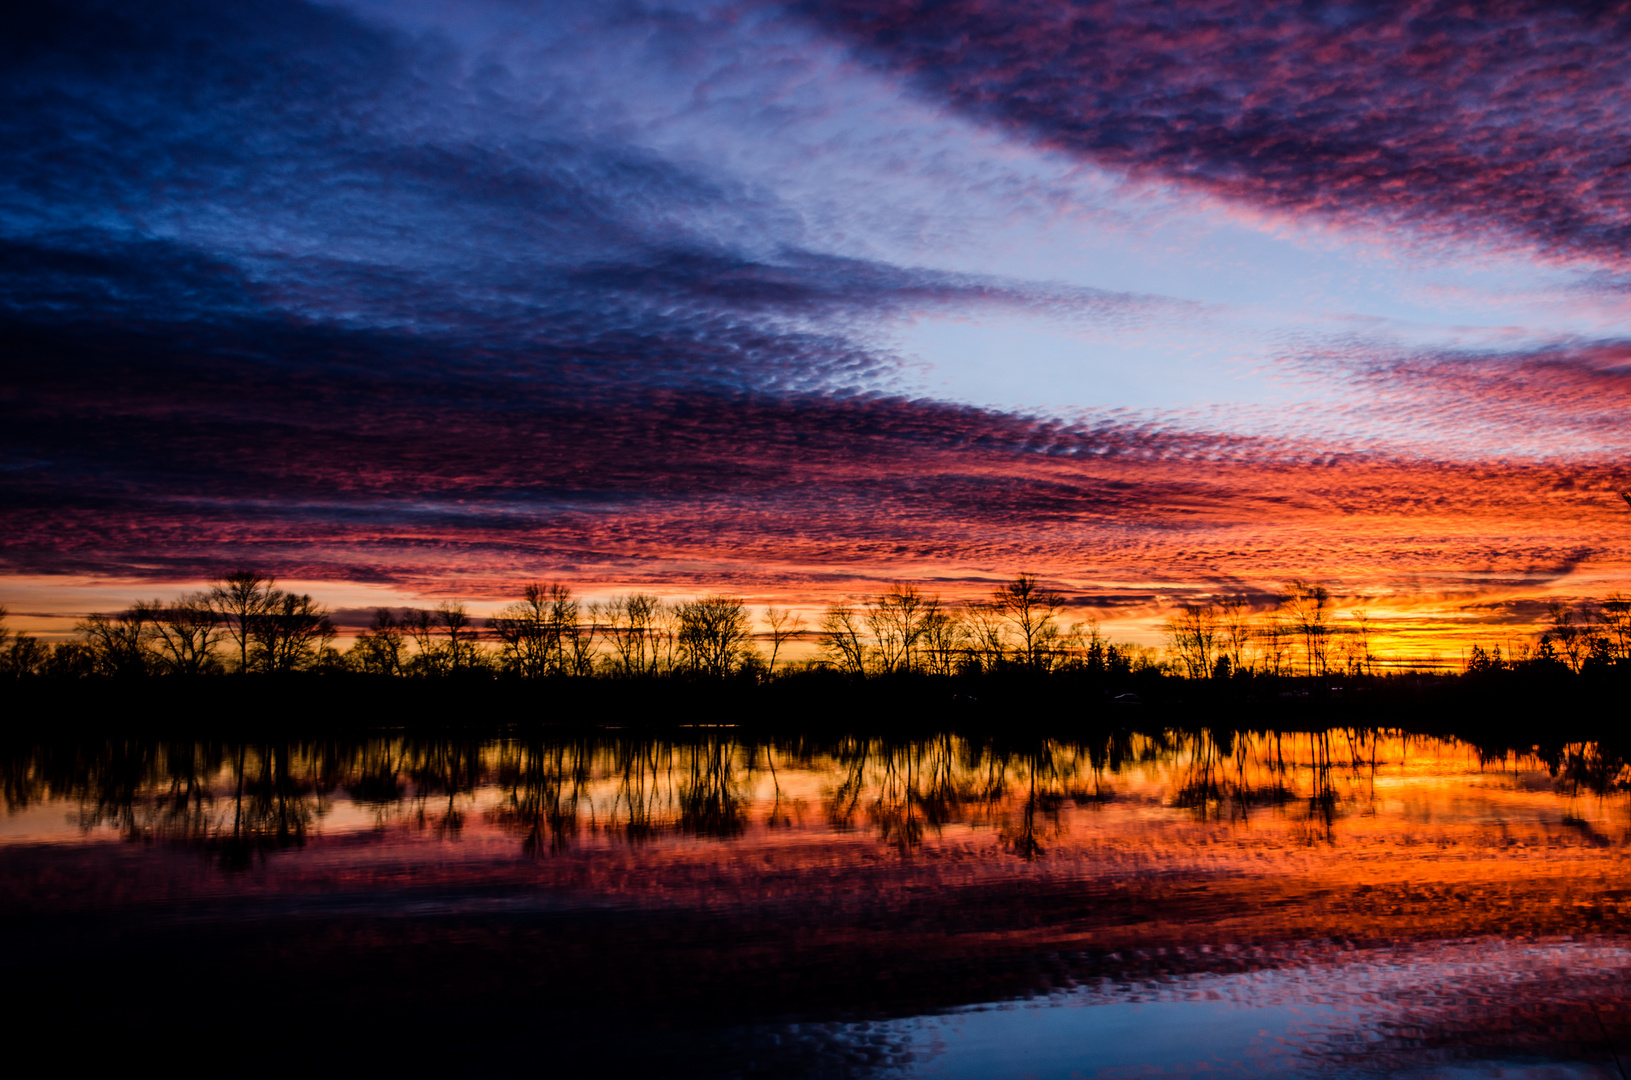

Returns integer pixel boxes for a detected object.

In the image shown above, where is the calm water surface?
[3,728,1629,1076]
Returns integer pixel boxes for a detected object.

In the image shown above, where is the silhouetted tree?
[1544,599,1600,673]
[251,592,334,674]
[0,604,48,678]
[1057,618,1105,674]
[549,585,594,677]
[1281,580,1333,676]
[209,572,279,674]
[141,593,223,676]
[404,608,445,675]
[920,604,968,676]
[866,584,933,674]
[490,587,548,677]
[348,608,407,675]
[1219,595,1254,675]
[76,608,154,677]
[818,602,868,675]
[994,574,1064,672]
[4,634,47,678]
[437,601,480,672]
[1258,611,1291,676]
[490,584,596,676]
[596,592,668,677]
[1349,610,1375,677]
[677,596,753,677]
[40,641,96,678]
[1598,593,1631,662]
[964,600,1009,671]
[763,605,805,673]
[1163,603,1219,679]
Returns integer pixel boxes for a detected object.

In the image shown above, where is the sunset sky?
[8,0,1631,654]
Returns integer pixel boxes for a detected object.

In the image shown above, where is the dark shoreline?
[5,666,1628,748]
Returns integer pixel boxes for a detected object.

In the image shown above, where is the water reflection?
[5,728,1629,859]
[4,727,1631,1076]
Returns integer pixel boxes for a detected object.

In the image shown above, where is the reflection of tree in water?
[819,736,1080,858]
[1554,742,1631,797]
[750,740,800,830]
[345,741,403,813]
[869,740,932,851]
[998,743,1072,860]
[1173,729,1229,821]
[1160,728,1403,842]
[678,731,747,839]
[610,738,671,844]
[73,739,225,845]
[37,739,324,869]
[823,735,995,852]
[3,728,1619,865]
[217,742,318,870]
[490,737,591,856]
[406,737,483,838]
[1299,731,1339,842]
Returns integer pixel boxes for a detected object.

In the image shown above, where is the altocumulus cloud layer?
[6,0,1631,636]
[811,0,1631,265]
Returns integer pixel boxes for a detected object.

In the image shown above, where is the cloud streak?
[806,0,1631,266]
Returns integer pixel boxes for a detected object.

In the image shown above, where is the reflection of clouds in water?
[815,940,1631,1078]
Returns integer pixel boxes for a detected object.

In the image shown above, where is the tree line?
[4,570,1631,681]
[0,572,1159,680]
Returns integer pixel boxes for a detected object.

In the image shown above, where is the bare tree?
[0,604,48,679]
[993,575,1064,672]
[763,606,806,673]
[210,572,279,675]
[437,601,479,672]
[489,583,596,677]
[866,584,933,674]
[1281,581,1333,677]
[1602,593,1631,661]
[76,608,154,677]
[143,593,224,676]
[1258,612,1291,676]
[403,608,445,675]
[1163,604,1219,679]
[490,585,552,678]
[1543,600,1596,673]
[677,596,754,677]
[549,585,595,676]
[598,593,667,677]
[348,608,407,675]
[4,634,47,678]
[964,600,1010,671]
[1219,595,1254,675]
[1350,610,1375,677]
[1057,617,1106,673]
[920,604,968,676]
[818,602,868,675]
[252,592,334,674]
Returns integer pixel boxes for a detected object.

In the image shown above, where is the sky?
[7,0,1631,654]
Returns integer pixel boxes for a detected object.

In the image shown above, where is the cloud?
[803,0,1631,266]
[8,310,1631,613]
[1272,333,1631,456]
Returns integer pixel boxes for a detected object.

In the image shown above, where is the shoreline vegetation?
[3,571,1630,734]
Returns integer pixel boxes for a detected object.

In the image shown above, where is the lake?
[2,727,1628,1076]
